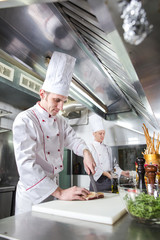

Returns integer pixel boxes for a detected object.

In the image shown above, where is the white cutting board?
[32,193,126,225]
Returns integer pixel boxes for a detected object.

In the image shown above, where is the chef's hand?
[52,186,90,201]
[83,149,96,175]
[121,170,130,177]
[103,171,112,179]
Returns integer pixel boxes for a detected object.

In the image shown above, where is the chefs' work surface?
[32,193,127,225]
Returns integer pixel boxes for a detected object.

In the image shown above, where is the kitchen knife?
[89,173,98,193]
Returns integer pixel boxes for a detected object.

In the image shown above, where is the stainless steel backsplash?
[0,131,18,186]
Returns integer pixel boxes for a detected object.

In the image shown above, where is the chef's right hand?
[83,149,96,175]
[52,186,90,201]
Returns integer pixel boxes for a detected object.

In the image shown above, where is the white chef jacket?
[13,102,88,214]
[88,141,122,181]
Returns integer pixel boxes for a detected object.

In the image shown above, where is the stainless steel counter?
[0,211,159,240]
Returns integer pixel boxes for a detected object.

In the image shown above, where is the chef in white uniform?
[13,51,96,214]
[88,114,129,192]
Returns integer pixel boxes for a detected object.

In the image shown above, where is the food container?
[144,154,160,167]
[118,176,160,224]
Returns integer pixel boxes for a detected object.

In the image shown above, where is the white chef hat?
[42,51,76,96]
[89,113,105,132]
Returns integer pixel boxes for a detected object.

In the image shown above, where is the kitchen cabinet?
[0,186,16,219]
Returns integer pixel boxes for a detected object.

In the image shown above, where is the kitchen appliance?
[0,186,16,219]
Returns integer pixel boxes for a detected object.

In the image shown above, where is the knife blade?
[89,173,98,193]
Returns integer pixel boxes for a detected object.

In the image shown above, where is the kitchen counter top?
[0,210,159,240]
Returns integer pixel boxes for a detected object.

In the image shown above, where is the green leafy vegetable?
[124,193,160,219]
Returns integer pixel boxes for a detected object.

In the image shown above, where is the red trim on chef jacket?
[34,104,61,174]
[38,101,47,112]
[26,176,47,191]
[38,102,54,119]
[32,110,48,162]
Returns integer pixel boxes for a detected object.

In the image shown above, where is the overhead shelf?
[0,56,41,110]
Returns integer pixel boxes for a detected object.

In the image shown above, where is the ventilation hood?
[0,0,159,133]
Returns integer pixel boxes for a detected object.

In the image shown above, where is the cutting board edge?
[32,205,127,225]
[32,206,113,225]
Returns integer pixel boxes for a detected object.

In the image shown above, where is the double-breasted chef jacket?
[13,102,88,213]
[88,141,122,181]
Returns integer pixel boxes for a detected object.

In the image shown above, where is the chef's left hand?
[83,149,96,175]
[52,186,90,201]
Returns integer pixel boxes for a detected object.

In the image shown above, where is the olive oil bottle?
[111,171,119,193]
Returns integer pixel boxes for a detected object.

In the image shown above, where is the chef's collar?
[36,102,56,119]
[93,140,103,145]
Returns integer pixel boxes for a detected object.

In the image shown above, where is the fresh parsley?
[124,192,160,219]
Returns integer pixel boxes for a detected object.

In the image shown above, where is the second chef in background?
[88,114,129,192]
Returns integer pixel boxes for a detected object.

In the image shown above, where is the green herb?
[124,193,160,219]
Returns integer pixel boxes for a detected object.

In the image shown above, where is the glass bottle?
[111,171,119,194]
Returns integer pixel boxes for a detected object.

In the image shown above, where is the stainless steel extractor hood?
[0,0,159,132]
